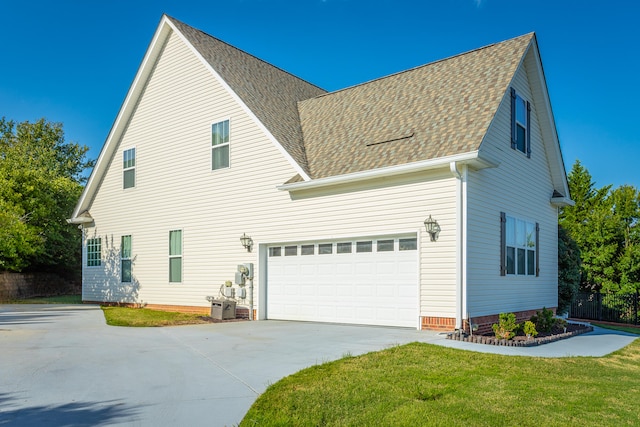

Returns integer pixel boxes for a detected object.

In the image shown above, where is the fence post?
[635,291,638,326]
[597,293,602,322]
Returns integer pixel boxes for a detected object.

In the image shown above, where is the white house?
[68,15,572,331]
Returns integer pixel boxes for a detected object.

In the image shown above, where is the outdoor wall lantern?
[424,215,441,242]
[240,233,253,252]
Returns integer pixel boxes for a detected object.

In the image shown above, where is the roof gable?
[169,17,326,176]
[298,34,534,179]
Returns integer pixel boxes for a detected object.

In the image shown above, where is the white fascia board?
[71,16,173,220]
[165,18,311,182]
[527,40,571,199]
[551,196,575,207]
[277,151,497,192]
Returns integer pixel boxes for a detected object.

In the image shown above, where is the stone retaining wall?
[0,272,80,301]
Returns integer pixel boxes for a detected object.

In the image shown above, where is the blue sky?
[1,1,638,189]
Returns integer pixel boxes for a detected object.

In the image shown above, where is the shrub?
[531,307,555,333]
[492,312,518,340]
[523,320,538,338]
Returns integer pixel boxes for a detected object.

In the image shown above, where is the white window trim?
[169,229,183,284]
[123,146,136,190]
[505,215,537,276]
[86,237,101,268]
[121,235,132,283]
[211,118,231,171]
[515,94,527,153]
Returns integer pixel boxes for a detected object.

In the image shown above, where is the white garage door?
[266,236,418,328]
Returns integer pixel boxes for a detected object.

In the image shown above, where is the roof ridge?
[306,32,535,101]
[165,14,326,93]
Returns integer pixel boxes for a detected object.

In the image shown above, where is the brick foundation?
[421,316,456,331]
[421,307,558,333]
[466,307,557,335]
[85,300,252,319]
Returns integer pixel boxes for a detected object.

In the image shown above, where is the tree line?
[559,160,640,298]
[0,117,94,278]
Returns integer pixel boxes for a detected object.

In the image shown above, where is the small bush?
[531,307,555,333]
[555,317,567,331]
[492,312,518,340]
[523,320,538,338]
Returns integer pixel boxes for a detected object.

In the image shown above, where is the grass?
[101,306,212,327]
[6,295,82,304]
[241,339,640,427]
[593,323,640,335]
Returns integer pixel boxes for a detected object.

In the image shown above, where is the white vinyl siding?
[466,50,558,318]
[81,29,458,321]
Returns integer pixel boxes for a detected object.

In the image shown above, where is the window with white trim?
[123,148,136,189]
[169,230,182,283]
[510,88,531,157]
[501,213,538,276]
[121,235,132,283]
[211,120,230,170]
[87,238,101,267]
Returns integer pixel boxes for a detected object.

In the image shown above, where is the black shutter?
[535,222,540,277]
[500,212,507,276]
[510,88,516,150]
[526,101,532,158]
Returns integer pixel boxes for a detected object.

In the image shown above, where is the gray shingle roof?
[298,33,534,179]
[168,16,326,175]
[169,15,533,181]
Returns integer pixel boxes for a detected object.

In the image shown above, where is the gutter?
[277,151,497,192]
[66,211,94,225]
[450,161,468,331]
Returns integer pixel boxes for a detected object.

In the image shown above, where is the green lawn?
[593,323,640,335]
[241,339,640,427]
[102,306,212,327]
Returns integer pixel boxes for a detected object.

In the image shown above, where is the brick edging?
[446,324,594,347]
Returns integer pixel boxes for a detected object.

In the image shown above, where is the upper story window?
[87,238,101,267]
[211,120,230,170]
[123,148,136,189]
[510,88,531,157]
[500,212,539,277]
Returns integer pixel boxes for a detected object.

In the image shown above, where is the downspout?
[450,162,468,331]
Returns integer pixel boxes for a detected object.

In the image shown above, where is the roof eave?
[551,196,575,207]
[278,151,497,192]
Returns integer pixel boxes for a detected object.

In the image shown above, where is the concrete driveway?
[0,304,444,426]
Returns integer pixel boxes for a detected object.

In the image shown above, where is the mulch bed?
[447,322,593,347]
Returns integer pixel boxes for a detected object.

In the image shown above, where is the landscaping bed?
[447,322,593,347]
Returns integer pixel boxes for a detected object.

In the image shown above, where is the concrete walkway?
[1,304,637,426]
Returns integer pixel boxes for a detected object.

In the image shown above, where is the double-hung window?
[500,212,539,276]
[510,88,531,157]
[169,230,182,283]
[123,148,136,189]
[121,235,132,283]
[87,238,101,267]
[211,120,230,170]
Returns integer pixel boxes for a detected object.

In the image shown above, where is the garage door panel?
[267,236,418,328]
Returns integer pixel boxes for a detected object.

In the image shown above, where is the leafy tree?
[560,161,640,294]
[610,185,640,293]
[557,225,581,314]
[0,117,94,275]
[560,161,615,291]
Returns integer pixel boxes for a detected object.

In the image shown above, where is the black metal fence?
[570,292,640,325]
